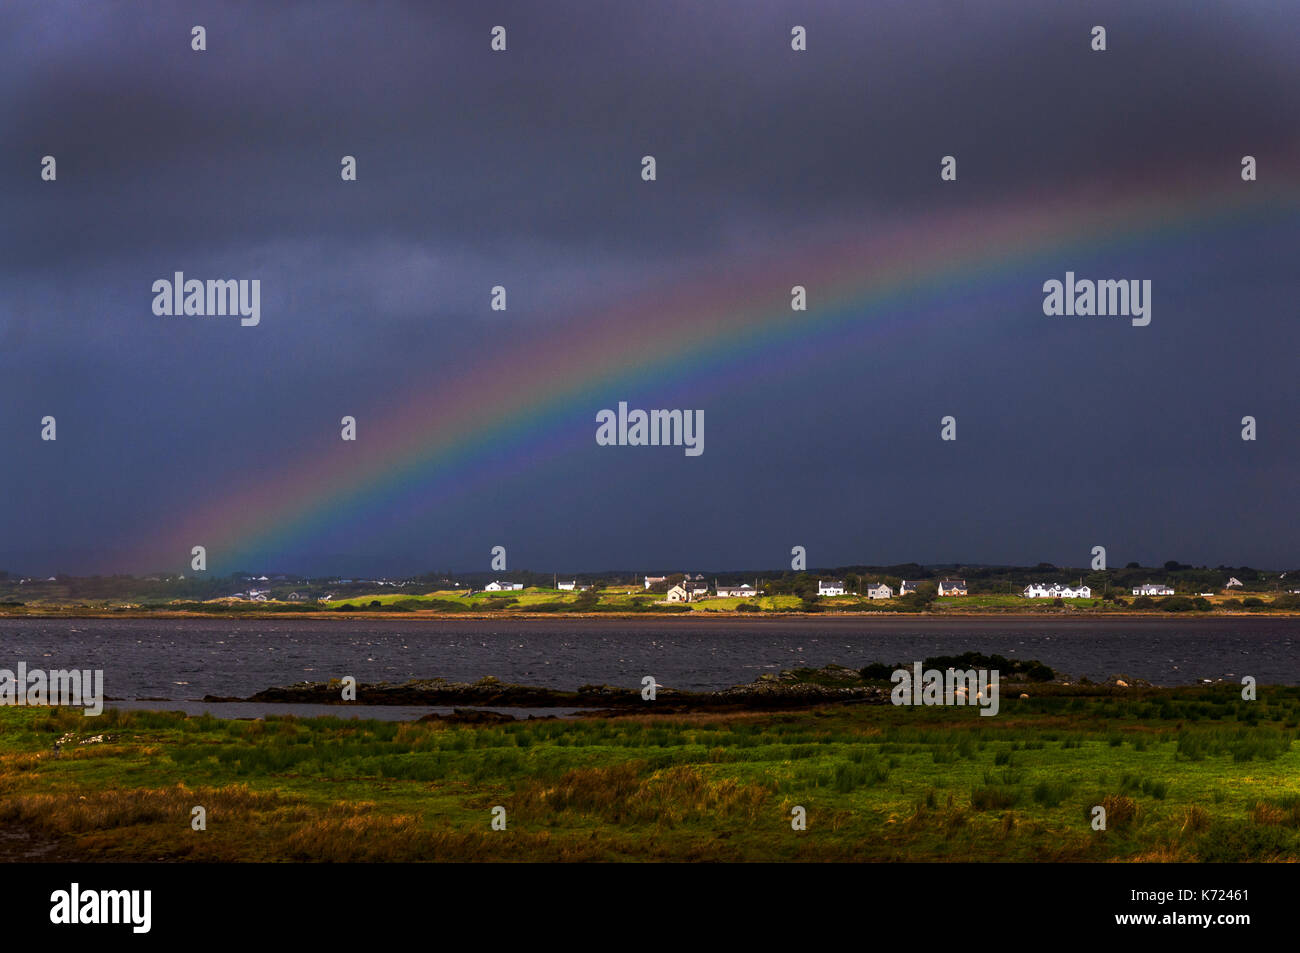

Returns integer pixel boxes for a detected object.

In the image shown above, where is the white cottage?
[1023,583,1091,599]
[716,582,760,598]
[1132,583,1175,596]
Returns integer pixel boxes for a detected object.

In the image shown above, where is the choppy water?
[0,617,1296,704]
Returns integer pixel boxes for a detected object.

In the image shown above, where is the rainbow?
[135,162,1300,572]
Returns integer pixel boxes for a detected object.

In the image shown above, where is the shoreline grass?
[2,685,1298,861]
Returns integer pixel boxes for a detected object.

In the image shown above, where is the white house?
[1132,583,1175,596]
[1225,577,1243,589]
[665,584,691,603]
[484,581,524,591]
[687,580,710,598]
[1023,583,1091,599]
[937,579,968,596]
[899,580,917,595]
[866,582,894,600]
[818,580,846,597]
[716,582,760,598]
[643,576,668,590]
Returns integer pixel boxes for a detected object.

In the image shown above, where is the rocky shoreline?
[204,663,1159,714]
[207,669,890,712]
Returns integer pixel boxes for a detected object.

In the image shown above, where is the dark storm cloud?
[5,0,1296,267]
[0,0,1297,574]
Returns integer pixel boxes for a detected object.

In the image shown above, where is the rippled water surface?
[1,616,1296,700]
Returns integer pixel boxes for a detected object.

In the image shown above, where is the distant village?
[2,564,1295,613]
[27,571,1257,605]
[634,574,1260,604]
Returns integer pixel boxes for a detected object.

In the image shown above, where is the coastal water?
[0,617,1296,707]
[106,700,587,721]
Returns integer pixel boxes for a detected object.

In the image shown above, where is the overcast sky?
[1,0,1297,576]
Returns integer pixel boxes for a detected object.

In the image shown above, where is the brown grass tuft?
[510,761,772,826]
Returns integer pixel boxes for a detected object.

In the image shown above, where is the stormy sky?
[1,0,1297,576]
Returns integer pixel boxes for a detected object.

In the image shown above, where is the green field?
[3,582,1293,617]
[318,587,804,613]
[3,686,1298,861]
[686,595,804,611]
[310,588,1149,614]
